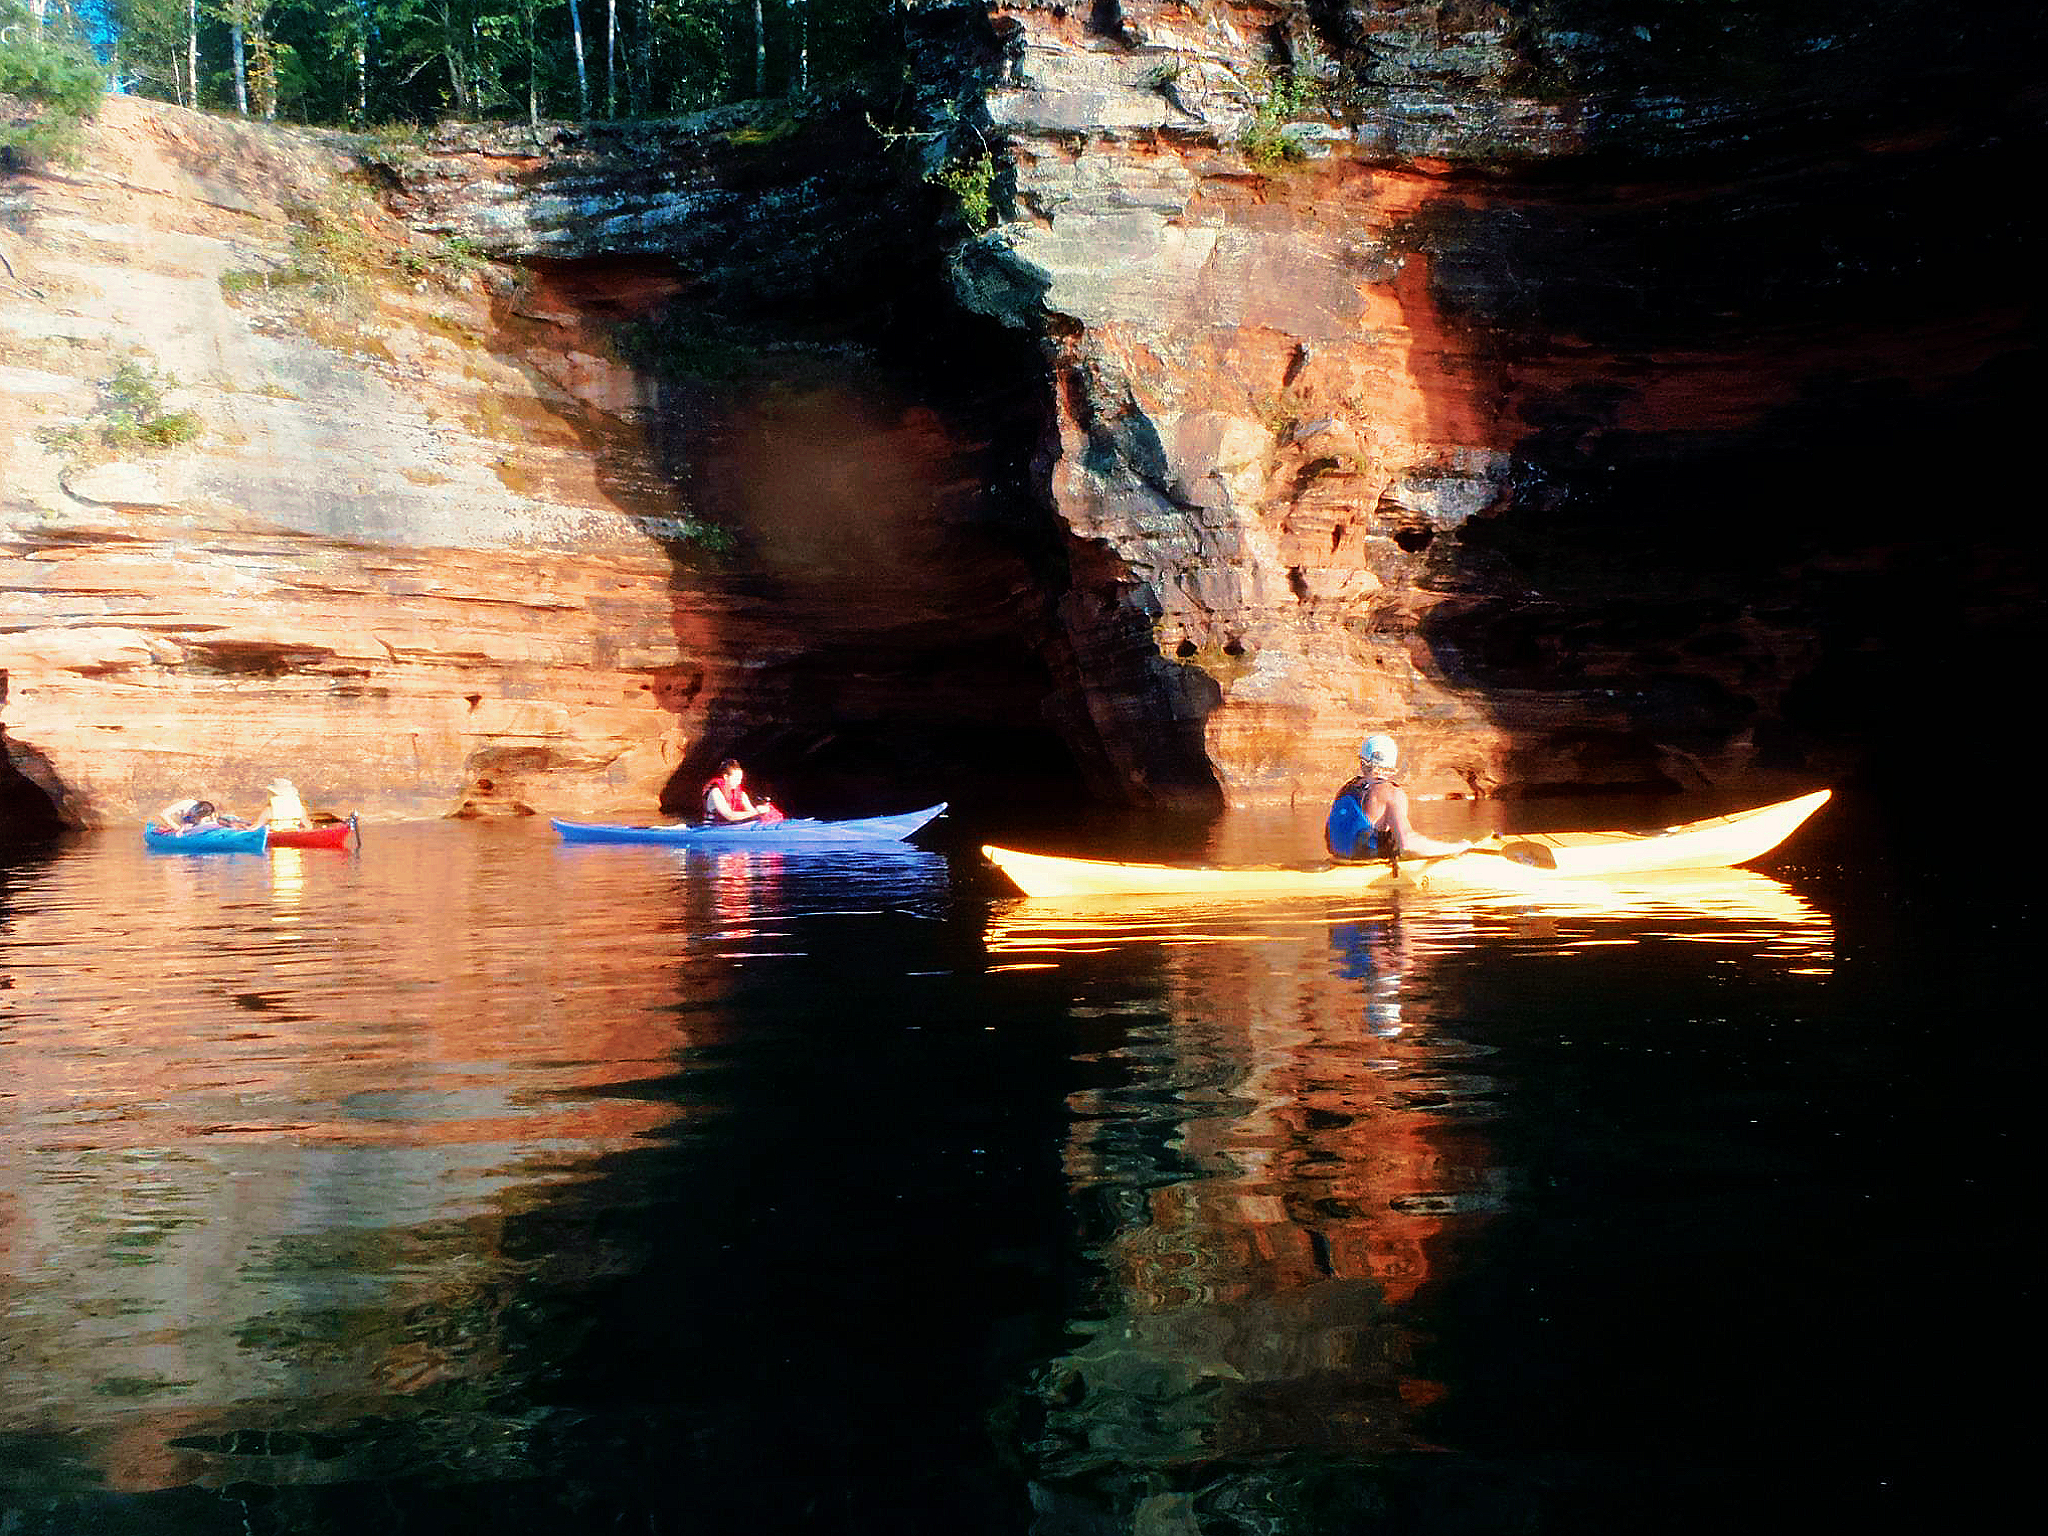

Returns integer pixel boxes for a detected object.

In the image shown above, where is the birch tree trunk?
[605,0,616,118]
[567,0,589,116]
[442,5,469,115]
[186,0,199,110]
[232,23,247,115]
[526,4,538,127]
[628,0,645,116]
[752,0,765,97]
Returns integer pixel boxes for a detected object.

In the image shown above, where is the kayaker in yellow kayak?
[702,759,783,825]
[1325,735,1472,862]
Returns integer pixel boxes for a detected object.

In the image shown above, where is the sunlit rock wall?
[0,95,1062,829]
[0,98,708,825]
[951,0,2042,801]
[5,0,2040,829]
[381,104,1074,821]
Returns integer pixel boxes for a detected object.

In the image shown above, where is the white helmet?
[1359,734,1399,772]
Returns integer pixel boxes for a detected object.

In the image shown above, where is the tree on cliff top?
[0,0,105,168]
[90,0,903,128]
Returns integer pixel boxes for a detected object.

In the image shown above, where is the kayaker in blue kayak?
[153,797,220,834]
[702,760,783,826]
[1325,734,1471,862]
[153,795,265,835]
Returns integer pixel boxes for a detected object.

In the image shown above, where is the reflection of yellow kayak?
[983,790,1831,899]
[984,867,1833,975]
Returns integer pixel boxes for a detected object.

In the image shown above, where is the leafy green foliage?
[223,185,486,306]
[0,3,106,168]
[642,513,737,557]
[219,186,382,301]
[98,361,205,449]
[395,234,491,280]
[99,0,914,130]
[928,150,995,233]
[1143,59,1182,94]
[41,361,203,457]
[1237,65,1321,170]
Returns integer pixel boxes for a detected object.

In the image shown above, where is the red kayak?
[267,818,357,850]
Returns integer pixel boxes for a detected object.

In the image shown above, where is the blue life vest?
[1325,777,1389,862]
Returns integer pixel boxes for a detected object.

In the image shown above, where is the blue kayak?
[553,803,947,847]
[143,823,268,854]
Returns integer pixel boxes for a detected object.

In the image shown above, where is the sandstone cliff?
[4,2,2040,831]
[1,94,1061,827]
[952,0,2041,802]
[2,99,702,825]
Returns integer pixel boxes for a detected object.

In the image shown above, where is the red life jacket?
[703,778,750,815]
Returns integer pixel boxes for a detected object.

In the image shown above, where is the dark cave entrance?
[493,99,1223,831]
[1399,40,2043,807]
[1,673,65,844]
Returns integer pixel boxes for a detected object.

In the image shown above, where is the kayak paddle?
[1472,836,1557,869]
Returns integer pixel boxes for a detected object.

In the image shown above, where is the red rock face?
[0,100,714,827]
[967,0,2043,804]
[0,100,1073,829]
[4,4,2041,831]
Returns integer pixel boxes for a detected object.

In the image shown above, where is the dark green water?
[0,801,2026,1532]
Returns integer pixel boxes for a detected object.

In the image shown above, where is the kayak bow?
[983,790,1831,899]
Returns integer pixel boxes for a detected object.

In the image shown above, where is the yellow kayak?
[983,789,1831,899]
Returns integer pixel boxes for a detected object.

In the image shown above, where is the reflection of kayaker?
[1325,734,1471,862]
[1330,914,1414,1037]
[702,759,783,826]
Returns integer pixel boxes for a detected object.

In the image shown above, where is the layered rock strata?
[5,1,2042,830]
[954,0,2042,801]
[1,99,697,824]
[1,95,1065,827]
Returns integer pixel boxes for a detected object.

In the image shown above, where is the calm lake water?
[0,798,2028,1533]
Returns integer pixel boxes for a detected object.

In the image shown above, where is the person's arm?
[1386,786,1472,859]
[707,786,762,823]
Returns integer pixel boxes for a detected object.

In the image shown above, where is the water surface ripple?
[0,814,2023,1531]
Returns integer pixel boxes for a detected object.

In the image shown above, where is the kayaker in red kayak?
[702,760,784,825]
[1325,734,1471,862]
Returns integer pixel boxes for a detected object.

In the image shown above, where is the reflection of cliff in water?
[993,902,1477,1514]
[989,872,1832,1523]
[0,829,739,1495]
